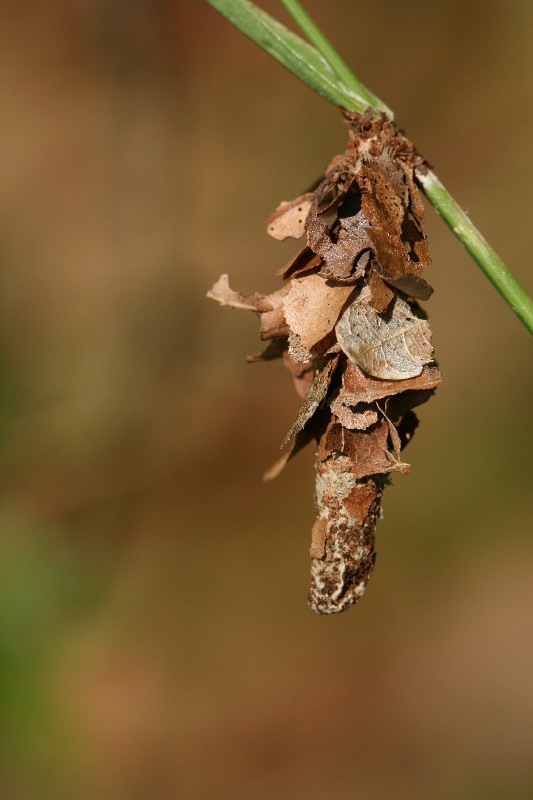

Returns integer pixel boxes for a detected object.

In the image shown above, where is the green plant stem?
[278,0,391,115]
[206,0,533,336]
[205,0,368,112]
[417,170,533,334]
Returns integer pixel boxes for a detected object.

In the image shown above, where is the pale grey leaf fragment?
[335,290,433,379]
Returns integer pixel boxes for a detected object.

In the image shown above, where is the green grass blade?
[417,170,533,335]
[279,0,391,116]
[205,0,368,112]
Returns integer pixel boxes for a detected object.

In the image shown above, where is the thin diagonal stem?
[279,0,391,115]
[205,0,368,111]
[417,170,533,334]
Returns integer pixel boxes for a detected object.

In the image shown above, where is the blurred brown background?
[1,1,532,798]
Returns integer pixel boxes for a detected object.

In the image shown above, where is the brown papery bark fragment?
[309,456,384,614]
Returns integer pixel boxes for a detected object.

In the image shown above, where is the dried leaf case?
[208,110,440,614]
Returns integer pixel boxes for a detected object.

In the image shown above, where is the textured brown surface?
[309,465,383,614]
[210,111,440,614]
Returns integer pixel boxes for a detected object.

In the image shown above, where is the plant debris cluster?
[208,111,440,614]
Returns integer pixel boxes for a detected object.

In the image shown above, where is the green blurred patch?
[0,506,107,791]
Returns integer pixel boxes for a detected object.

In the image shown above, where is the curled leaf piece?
[267,193,314,240]
[281,355,339,447]
[340,360,441,404]
[282,273,354,350]
[306,210,372,282]
[329,395,379,430]
[206,273,266,311]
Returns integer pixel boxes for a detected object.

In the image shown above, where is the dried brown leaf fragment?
[281,355,339,448]
[282,273,354,351]
[207,274,290,340]
[267,193,314,240]
[317,416,411,481]
[340,359,441,404]
[329,395,379,430]
[278,246,322,280]
[206,273,267,311]
[306,209,372,282]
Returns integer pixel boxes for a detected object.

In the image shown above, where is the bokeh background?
[1,1,532,798]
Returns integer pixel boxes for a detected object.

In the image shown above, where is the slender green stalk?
[417,170,533,334]
[205,0,533,336]
[205,0,368,112]
[279,0,391,115]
